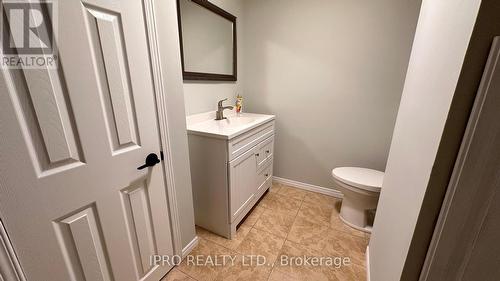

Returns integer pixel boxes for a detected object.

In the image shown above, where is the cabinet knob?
[255,153,260,157]
[266,150,270,153]
[265,174,269,177]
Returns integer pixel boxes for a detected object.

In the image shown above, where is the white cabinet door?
[0,0,173,280]
[228,147,258,221]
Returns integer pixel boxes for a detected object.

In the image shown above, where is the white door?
[421,37,500,281]
[0,0,174,280]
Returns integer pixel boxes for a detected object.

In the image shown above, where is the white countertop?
[186,110,275,140]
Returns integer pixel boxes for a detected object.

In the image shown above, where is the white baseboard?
[366,246,371,281]
[181,236,199,258]
[272,176,343,198]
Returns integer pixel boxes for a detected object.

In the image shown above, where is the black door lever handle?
[137,153,160,170]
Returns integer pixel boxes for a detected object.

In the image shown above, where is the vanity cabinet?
[229,135,274,222]
[188,119,275,238]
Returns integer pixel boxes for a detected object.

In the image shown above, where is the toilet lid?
[331,167,384,192]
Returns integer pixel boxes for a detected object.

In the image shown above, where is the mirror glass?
[178,0,236,80]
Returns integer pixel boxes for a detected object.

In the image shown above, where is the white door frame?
[143,0,183,257]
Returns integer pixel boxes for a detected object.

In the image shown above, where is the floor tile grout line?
[300,195,368,239]
[283,188,370,268]
[176,265,200,281]
[253,185,305,280]
[211,193,288,277]
[300,210,367,239]
[251,211,298,238]
[264,188,305,281]
[179,237,242,281]
[284,214,368,259]
[268,198,307,281]
[185,184,368,280]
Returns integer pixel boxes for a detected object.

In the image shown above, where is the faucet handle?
[217,98,228,107]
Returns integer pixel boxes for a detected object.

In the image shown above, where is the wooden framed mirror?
[177,0,237,81]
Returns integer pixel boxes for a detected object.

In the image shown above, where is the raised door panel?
[0,221,26,281]
[21,68,83,165]
[53,206,113,281]
[120,181,158,278]
[2,3,85,176]
[229,147,258,222]
[6,60,85,177]
[84,6,141,154]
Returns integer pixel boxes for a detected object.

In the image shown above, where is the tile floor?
[162,183,369,281]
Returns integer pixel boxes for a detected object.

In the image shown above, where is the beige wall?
[242,0,421,188]
[182,0,244,115]
[369,0,482,280]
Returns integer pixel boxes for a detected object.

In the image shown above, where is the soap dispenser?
[235,94,243,115]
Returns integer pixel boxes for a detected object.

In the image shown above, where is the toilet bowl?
[331,167,384,233]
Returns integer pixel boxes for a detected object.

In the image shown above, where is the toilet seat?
[331,167,384,193]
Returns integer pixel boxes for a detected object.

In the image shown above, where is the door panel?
[0,0,173,280]
[121,180,158,276]
[54,205,113,281]
[421,37,500,281]
[8,61,84,176]
[22,67,82,165]
[84,5,141,152]
[0,221,26,281]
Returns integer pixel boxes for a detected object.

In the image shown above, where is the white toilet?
[331,167,384,233]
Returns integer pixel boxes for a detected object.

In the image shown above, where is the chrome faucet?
[215,98,234,120]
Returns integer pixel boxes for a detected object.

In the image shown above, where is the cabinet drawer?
[256,162,273,194]
[256,136,274,170]
[228,121,275,161]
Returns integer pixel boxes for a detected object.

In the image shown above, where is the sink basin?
[217,116,256,128]
[187,112,275,139]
